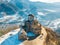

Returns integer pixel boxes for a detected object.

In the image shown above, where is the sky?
[30,0,60,3]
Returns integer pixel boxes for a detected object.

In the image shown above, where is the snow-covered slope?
[48,19,60,30]
[48,19,60,35]
[0,13,24,24]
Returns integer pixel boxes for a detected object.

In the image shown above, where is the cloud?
[29,0,60,3]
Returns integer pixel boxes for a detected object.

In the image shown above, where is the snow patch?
[38,12,47,16]
[44,9,56,12]
[48,19,60,30]
[29,0,60,3]
[0,13,24,23]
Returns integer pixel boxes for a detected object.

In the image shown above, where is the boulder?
[18,29,28,40]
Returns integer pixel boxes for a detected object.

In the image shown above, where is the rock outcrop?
[18,20,59,45]
[22,26,59,45]
[18,29,28,40]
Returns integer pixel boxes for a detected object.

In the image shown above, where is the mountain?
[0,0,60,31]
[0,0,60,16]
[0,1,60,45]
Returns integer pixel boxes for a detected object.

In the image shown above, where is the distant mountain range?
[0,0,60,18]
[0,0,60,32]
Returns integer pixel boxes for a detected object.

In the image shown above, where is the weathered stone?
[18,29,28,40]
